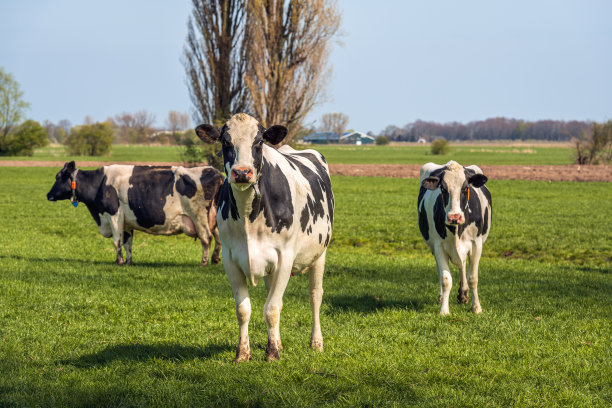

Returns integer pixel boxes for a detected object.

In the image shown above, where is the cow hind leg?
[199,237,211,267]
[263,276,282,350]
[468,241,483,314]
[309,251,326,352]
[211,227,221,265]
[457,260,469,304]
[263,266,292,361]
[123,230,134,265]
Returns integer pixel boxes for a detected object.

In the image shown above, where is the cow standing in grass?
[47,161,223,266]
[196,113,334,362]
[418,160,492,315]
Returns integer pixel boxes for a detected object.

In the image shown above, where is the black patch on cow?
[127,167,175,228]
[433,193,447,239]
[467,186,484,236]
[69,169,119,227]
[481,185,492,209]
[324,233,330,246]
[200,167,223,211]
[284,152,334,227]
[319,233,322,244]
[483,206,490,236]
[176,174,197,198]
[219,179,239,221]
[418,186,429,241]
[220,125,236,170]
[300,205,310,232]
[249,158,293,233]
[123,230,131,243]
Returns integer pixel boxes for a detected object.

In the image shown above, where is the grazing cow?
[418,160,492,315]
[196,113,334,362]
[47,161,223,266]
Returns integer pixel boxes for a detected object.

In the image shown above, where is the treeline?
[379,118,592,142]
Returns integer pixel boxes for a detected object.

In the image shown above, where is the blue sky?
[1,0,610,133]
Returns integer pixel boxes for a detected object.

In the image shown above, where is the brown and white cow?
[418,160,492,315]
[47,161,223,266]
[196,113,334,362]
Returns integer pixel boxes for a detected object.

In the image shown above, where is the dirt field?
[1,161,610,182]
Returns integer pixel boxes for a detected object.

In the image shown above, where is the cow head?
[47,161,77,201]
[195,113,287,190]
[422,161,488,225]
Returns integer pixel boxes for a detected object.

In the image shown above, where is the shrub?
[65,122,114,156]
[180,130,224,171]
[573,121,612,164]
[375,136,389,145]
[0,120,48,156]
[431,138,450,155]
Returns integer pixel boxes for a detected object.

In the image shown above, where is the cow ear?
[263,125,288,145]
[468,174,488,188]
[422,176,440,190]
[64,161,76,173]
[195,124,220,144]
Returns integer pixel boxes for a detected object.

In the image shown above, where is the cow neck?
[230,183,257,229]
[73,168,104,206]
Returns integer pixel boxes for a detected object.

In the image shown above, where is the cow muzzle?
[46,192,56,201]
[231,166,255,185]
[446,212,464,225]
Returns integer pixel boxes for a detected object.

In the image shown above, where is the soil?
[1,161,610,182]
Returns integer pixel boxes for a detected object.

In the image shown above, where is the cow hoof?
[440,309,450,316]
[310,340,323,352]
[234,346,252,364]
[200,261,209,267]
[116,259,125,266]
[126,260,134,266]
[472,305,482,314]
[211,256,220,265]
[437,294,442,304]
[457,290,469,304]
[265,340,280,361]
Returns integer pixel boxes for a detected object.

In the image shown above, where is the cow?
[418,160,492,315]
[195,113,334,362]
[47,161,223,266]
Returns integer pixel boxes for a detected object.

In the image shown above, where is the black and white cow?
[418,160,492,315]
[47,161,223,266]
[196,113,334,362]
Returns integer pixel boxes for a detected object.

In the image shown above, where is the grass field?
[0,167,609,407]
[0,143,576,165]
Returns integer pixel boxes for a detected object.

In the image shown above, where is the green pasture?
[1,142,575,165]
[0,168,610,407]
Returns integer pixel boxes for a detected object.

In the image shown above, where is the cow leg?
[468,240,483,314]
[210,227,221,265]
[111,216,124,266]
[123,230,134,265]
[309,250,326,352]
[199,237,211,267]
[263,266,292,361]
[263,276,282,350]
[434,248,452,315]
[457,260,469,304]
[226,260,251,363]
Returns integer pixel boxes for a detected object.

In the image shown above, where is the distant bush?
[431,138,450,155]
[375,136,389,145]
[573,121,612,164]
[180,130,224,171]
[0,120,48,156]
[65,122,114,156]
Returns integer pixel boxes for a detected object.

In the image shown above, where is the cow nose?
[46,193,55,201]
[231,167,254,183]
[447,213,463,224]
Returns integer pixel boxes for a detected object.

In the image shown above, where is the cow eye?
[222,138,231,147]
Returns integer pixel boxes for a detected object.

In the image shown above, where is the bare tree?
[133,110,156,143]
[112,112,136,144]
[166,110,191,132]
[244,0,341,144]
[320,112,348,141]
[183,0,249,126]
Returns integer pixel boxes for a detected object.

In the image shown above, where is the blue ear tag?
[72,201,78,207]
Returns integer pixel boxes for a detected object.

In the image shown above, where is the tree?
[245,0,341,144]
[0,120,48,156]
[375,136,389,145]
[320,112,348,141]
[0,67,30,140]
[183,0,249,127]
[111,110,155,144]
[431,138,450,155]
[573,121,612,164]
[166,110,191,144]
[133,110,156,143]
[65,122,114,156]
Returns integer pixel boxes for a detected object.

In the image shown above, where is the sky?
[1,0,611,133]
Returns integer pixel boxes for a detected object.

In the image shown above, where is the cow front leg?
[263,266,292,361]
[434,248,452,315]
[457,260,469,304]
[468,240,483,314]
[225,260,251,363]
[263,276,282,350]
[123,230,134,265]
[309,250,326,351]
[199,237,211,267]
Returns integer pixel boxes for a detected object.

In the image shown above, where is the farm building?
[303,131,374,145]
